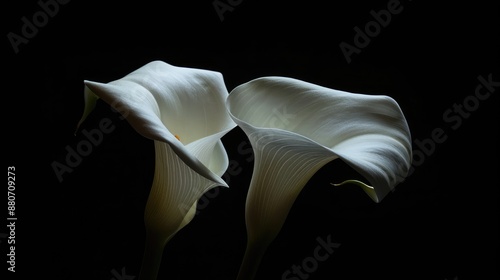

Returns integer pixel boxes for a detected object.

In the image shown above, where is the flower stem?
[139,232,166,280]
[236,238,270,280]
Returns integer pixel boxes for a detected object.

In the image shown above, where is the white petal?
[228,76,412,280]
[79,60,236,186]
[144,140,222,243]
[228,76,412,203]
[140,140,223,280]
[241,127,338,241]
[75,85,99,134]
[77,61,237,280]
[185,136,231,177]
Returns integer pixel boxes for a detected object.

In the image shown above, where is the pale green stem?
[236,238,272,280]
[138,232,168,280]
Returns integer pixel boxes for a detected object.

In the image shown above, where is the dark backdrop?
[4,1,499,279]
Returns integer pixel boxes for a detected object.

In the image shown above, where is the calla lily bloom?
[226,76,412,280]
[76,60,236,280]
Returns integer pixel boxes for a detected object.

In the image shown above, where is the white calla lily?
[226,76,412,280]
[76,60,236,280]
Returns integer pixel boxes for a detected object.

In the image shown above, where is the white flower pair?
[77,60,412,280]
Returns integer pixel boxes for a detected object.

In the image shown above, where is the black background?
[3,0,499,279]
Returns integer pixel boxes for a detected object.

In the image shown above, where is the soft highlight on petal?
[78,60,236,186]
[242,128,338,242]
[227,76,412,202]
[144,140,222,242]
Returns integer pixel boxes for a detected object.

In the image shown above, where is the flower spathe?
[226,76,412,280]
[77,60,236,280]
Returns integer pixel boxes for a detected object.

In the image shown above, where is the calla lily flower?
[76,60,236,280]
[226,76,412,280]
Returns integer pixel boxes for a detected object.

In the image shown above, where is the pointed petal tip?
[83,79,105,89]
[331,179,380,203]
[82,79,94,86]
